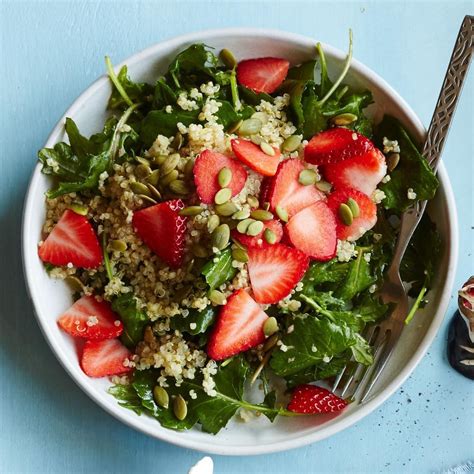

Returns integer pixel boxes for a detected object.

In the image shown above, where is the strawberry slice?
[286,201,337,261]
[132,199,187,268]
[231,219,283,249]
[236,57,290,94]
[326,187,377,241]
[207,289,268,360]
[193,150,247,204]
[57,295,123,339]
[247,244,309,304]
[81,338,133,378]
[287,384,347,414]
[268,159,325,218]
[38,209,102,269]
[304,128,374,165]
[231,139,280,176]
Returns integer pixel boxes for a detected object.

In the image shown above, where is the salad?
[37,35,440,433]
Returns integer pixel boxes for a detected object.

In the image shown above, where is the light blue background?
[1,1,473,473]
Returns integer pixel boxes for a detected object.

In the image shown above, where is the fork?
[333,15,474,403]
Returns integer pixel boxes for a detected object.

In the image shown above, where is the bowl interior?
[22,29,457,455]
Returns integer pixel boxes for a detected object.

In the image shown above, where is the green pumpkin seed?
[153,386,169,409]
[214,187,232,205]
[135,163,152,179]
[179,206,203,217]
[347,197,360,218]
[387,152,400,172]
[238,118,262,136]
[339,203,354,226]
[184,158,195,177]
[282,135,302,153]
[147,183,162,201]
[263,317,279,337]
[169,180,190,195]
[275,206,288,222]
[173,395,187,420]
[65,275,84,292]
[130,181,152,197]
[219,48,237,69]
[250,134,263,145]
[173,132,184,150]
[69,203,88,216]
[207,214,220,233]
[152,154,168,167]
[227,119,243,134]
[315,180,332,193]
[160,153,180,176]
[192,243,209,258]
[215,202,238,216]
[146,169,160,186]
[109,239,127,252]
[236,218,254,234]
[160,169,179,187]
[217,167,233,188]
[332,113,358,125]
[232,208,251,220]
[263,333,279,352]
[247,220,264,236]
[232,247,248,263]
[136,156,151,167]
[246,195,259,208]
[298,169,318,186]
[209,289,227,305]
[211,224,230,250]
[251,112,269,124]
[138,194,157,205]
[250,209,273,221]
[263,228,277,244]
[260,141,275,156]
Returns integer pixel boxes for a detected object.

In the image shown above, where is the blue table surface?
[1,1,473,473]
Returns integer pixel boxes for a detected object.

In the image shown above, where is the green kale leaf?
[201,248,237,291]
[108,383,144,415]
[169,306,217,336]
[108,64,153,109]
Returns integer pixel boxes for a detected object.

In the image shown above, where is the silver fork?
[333,15,474,403]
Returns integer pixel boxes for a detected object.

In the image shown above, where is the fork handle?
[387,15,474,277]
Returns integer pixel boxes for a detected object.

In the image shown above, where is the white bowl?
[22,28,458,455]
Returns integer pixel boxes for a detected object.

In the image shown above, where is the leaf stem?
[299,294,335,321]
[102,232,114,282]
[404,282,428,325]
[108,103,141,164]
[230,68,241,110]
[105,56,134,107]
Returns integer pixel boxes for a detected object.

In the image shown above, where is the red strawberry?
[247,244,309,304]
[231,139,280,176]
[132,199,187,268]
[207,289,268,360]
[259,177,273,207]
[81,338,133,378]
[304,128,374,165]
[326,187,377,241]
[193,150,247,204]
[232,219,283,249]
[38,209,102,269]
[268,159,325,218]
[236,57,290,94]
[286,201,337,261]
[287,384,347,414]
[57,295,123,339]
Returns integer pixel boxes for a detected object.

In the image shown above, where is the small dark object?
[447,312,474,380]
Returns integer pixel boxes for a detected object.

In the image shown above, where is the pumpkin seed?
[130,181,152,197]
[250,209,273,221]
[135,163,152,179]
[179,206,203,217]
[387,152,400,172]
[315,180,332,193]
[347,197,360,218]
[232,247,248,263]
[236,218,254,234]
[169,180,190,195]
[65,275,84,292]
[136,156,151,167]
[238,118,262,136]
[192,243,209,258]
[275,206,288,222]
[332,113,358,125]
[247,195,259,208]
[209,289,227,305]
[184,158,195,177]
[219,48,237,69]
[207,214,220,233]
[173,132,183,150]
[146,169,160,186]
[160,169,179,187]
[153,386,169,409]
[214,187,232,205]
[211,224,230,250]
[227,119,243,134]
[173,394,187,420]
[282,134,302,153]
[217,167,233,188]
[109,239,127,252]
[250,134,263,145]
[152,154,168,167]
[232,208,251,220]
[263,228,277,244]
[249,350,273,385]
[260,141,275,156]
[138,194,157,205]
[69,203,88,216]
[147,183,162,201]
[247,220,264,236]
[298,169,318,186]
[160,153,180,176]
[339,203,354,226]
[263,317,279,336]
[215,202,238,216]
[251,112,269,124]
[263,333,279,352]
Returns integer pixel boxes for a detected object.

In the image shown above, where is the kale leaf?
[107,64,153,109]
[108,383,144,415]
[201,248,237,291]
[169,306,217,336]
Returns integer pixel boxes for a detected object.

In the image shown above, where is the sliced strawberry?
[231,219,283,249]
[81,338,133,378]
[57,295,123,339]
[132,199,187,268]
[236,57,290,94]
[287,384,347,414]
[326,187,377,241]
[259,177,273,207]
[286,201,337,261]
[38,209,102,269]
[305,128,374,165]
[268,159,325,218]
[247,244,309,304]
[193,150,247,204]
[207,289,268,360]
[231,139,280,176]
